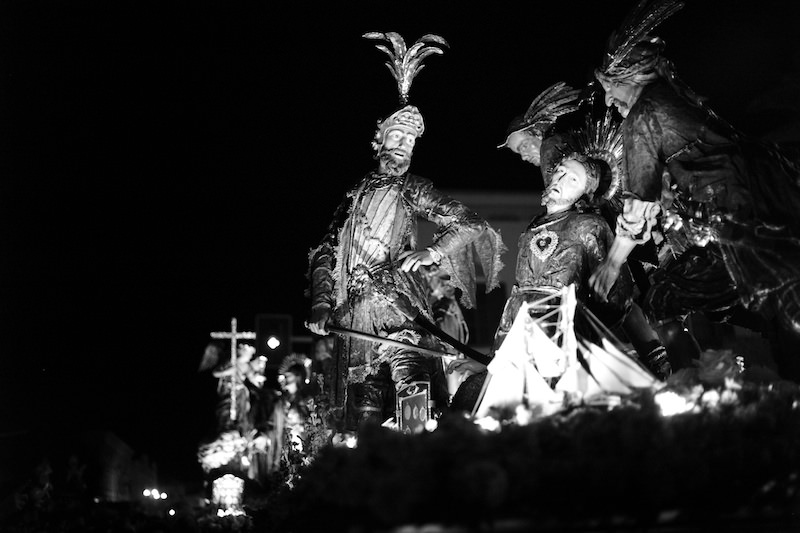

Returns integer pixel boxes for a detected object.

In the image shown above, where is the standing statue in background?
[589,0,800,379]
[306,32,505,430]
[197,340,272,484]
[210,343,257,433]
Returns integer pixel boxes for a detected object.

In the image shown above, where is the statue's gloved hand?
[398,249,436,272]
[589,261,621,302]
[446,357,486,378]
[306,305,331,336]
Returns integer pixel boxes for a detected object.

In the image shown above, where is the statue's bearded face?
[378,127,416,175]
[597,77,643,118]
[542,159,589,209]
[506,130,542,166]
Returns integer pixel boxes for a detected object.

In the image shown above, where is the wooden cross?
[210,317,257,422]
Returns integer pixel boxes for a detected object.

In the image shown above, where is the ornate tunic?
[308,171,504,405]
[492,208,630,352]
[620,78,800,328]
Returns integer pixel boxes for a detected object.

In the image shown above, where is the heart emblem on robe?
[530,229,558,260]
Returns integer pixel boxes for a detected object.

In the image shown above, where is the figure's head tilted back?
[542,154,602,213]
[546,108,627,211]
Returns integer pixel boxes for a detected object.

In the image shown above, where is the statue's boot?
[655,318,701,372]
[622,303,671,379]
[350,376,390,430]
[640,343,672,380]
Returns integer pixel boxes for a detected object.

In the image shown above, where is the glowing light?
[152,489,161,499]
[424,419,438,432]
[654,390,694,416]
[161,493,168,500]
[345,435,358,448]
[212,474,245,516]
[168,509,176,517]
[266,336,281,350]
[701,389,720,409]
[93,497,100,504]
[515,405,533,426]
[241,455,251,467]
[143,489,151,497]
[474,416,501,432]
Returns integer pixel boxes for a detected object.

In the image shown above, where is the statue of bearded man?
[589,8,800,379]
[306,104,505,430]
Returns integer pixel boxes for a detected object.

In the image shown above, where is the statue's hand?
[306,306,331,336]
[589,261,621,302]
[446,358,486,378]
[398,249,435,272]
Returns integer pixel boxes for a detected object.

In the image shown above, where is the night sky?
[1,1,798,488]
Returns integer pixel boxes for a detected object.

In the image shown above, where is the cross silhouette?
[210,318,256,421]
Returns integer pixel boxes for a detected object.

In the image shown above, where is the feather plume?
[523,82,582,131]
[604,0,684,73]
[363,32,449,104]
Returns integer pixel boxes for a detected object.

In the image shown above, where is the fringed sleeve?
[405,175,507,308]
[305,191,354,311]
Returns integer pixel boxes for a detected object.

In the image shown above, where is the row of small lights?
[142,488,168,500]
[143,489,178,517]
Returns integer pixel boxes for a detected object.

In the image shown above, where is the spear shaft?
[328,326,453,358]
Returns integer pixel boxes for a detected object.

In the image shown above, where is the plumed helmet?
[597,0,683,83]
[363,32,446,152]
[498,82,581,149]
[497,113,538,148]
[597,36,666,84]
[373,104,425,149]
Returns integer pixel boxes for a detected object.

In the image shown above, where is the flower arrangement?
[197,430,269,474]
[276,350,800,532]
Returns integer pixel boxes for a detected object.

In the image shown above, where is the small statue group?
[306,2,800,432]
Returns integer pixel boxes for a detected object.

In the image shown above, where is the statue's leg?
[348,370,391,429]
[645,245,740,370]
[622,302,671,379]
[388,345,431,388]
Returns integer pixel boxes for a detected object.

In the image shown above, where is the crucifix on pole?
[210,317,257,422]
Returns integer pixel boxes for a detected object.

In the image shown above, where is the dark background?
[1,0,798,488]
